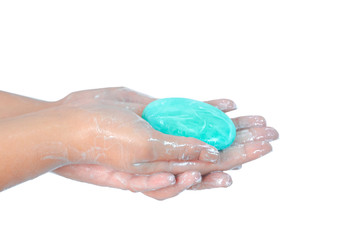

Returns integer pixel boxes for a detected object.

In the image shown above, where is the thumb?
[148,131,220,163]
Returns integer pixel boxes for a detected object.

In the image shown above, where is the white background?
[1,1,359,239]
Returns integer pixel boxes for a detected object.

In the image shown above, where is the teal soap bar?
[142,98,236,150]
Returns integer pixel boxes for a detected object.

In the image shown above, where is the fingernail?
[251,116,267,127]
[225,101,237,111]
[187,172,202,189]
[193,172,202,184]
[215,175,233,187]
[216,99,237,111]
[223,176,233,187]
[265,127,279,140]
[231,101,237,110]
[231,165,242,170]
[168,175,176,185]
[201,147,220,163]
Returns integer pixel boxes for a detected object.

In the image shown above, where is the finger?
[204,99,237,112]
[53,164,130,189]
[142,171,201,200]
[232,115,267,130]
[126,173,176,192]
[189,171,232,190]
[53,164,175,192]
[234,127,279,144]
[147,131,220,163]
[133,141,272,175]
[113,87,156,105]
[219,141,272,167]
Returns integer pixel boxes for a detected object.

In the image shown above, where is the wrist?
[0,108,71,190]
[0,90,61,119]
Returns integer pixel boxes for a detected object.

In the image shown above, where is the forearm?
[0,90,57,119]
[0,110,69,191]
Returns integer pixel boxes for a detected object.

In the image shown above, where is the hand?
[52,88,222,172]
[54,114,277,200]
[52,87,278,199]
[54,164,232,197]
[0,88,278,194]
[53,87,238,197]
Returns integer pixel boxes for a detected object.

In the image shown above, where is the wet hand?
[53,88,278,199]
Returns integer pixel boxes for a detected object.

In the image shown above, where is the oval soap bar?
[142,98,236,150]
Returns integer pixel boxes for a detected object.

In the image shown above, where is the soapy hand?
[0,88,278,199]
[52,88,237,188]
[52,88,278,200]
[54,112,277,200]
[54,88,221,171]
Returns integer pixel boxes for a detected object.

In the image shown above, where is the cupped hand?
[51,88,222,173]
[52,87,278,200]
[55,116,277,200]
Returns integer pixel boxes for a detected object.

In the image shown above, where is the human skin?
[0,88,278,199]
